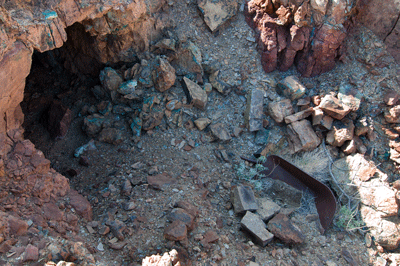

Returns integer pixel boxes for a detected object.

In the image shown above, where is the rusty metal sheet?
[241,155,337,233]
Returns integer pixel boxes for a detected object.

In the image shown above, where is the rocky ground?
[1,0,400,265]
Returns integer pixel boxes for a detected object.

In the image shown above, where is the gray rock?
[182,77,207,109]
[197,0,238,32]
[210,123,231,141]
[277,76,306,100]
[231,185,258,214]
[255,128,270,145]
[241,211,274,246]
[244,88,264,132]
[256,198,281,222]
[209,70,231,95]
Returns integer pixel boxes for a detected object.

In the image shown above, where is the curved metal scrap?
[241,155,337,233]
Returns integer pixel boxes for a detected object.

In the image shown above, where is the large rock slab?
[241,211,274,246]
[231,185,258,214]
[244,88,264,132]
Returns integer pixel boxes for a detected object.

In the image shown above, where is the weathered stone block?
[319,94,351,120]
[268,99,294,123]
[256,198,281,222]
[284,107,313,124]
[277,76,306,100]
[267,213,305,244]
[241,211,274,246]
[287,119,321,153]
[244,88,264,132]
[231,185,258,214]
[182,77,207,109]
[326,118,354,147]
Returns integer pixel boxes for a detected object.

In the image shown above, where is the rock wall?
[245,0,355,77]
[0,0,168,154]
[356,0,400,63]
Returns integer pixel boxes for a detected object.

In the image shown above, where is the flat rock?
[203,230,219,244]
[231,185,258,214]
[256,198,281,222]
[241,211,274,247]
[244,88,264,132]
[194,118,211,131]
[23,244,39,262]
[182,77,207,109]
[164,220,187,241]
[319,94,351,120]
[268,99,294,123]
[197,0,238,32]
[312,108,333,130]
[147,173,175,190]
[175,201,199,218]
[267,213,305,244]
[67,190,93,221]
[210,123,231,141]
[326,118,354,147]
[277,76,306,100]
[287,119,321,153]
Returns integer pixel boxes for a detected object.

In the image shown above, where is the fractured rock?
[167,208,195,231]
[175,201,199,218]
[385,105,400,123]
[107,220,127,241]
[284,107,313,124]
[244,88,264,132]
[277,76,306,100]
[384,90,400,106]
[154,58,176,92]
[267,213,305,244]
[241,211,274,247]
[164,220,187,241]
[99,67,123,101]
[287,119,321,153]
[197,0,238,32]
[231,185,258,214]
[312,108,333,130]
[256,198,281,222]
[268,99,294,123]
[326,118,354,147]
[194,118,211,131]
[209,70,231,95]
[319,94,351,120]
[338,84,362,112]
[210,123,231,141]
[182,77,207,109]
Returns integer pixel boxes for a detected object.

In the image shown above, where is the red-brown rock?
[164,220,187,241]
[68,190,93,221]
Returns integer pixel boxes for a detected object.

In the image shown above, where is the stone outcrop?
[245,0,354,77]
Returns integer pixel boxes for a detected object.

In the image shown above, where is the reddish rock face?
[245,0,352,77]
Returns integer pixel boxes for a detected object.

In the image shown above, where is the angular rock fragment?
[210,123,231,141]
[241,211,274,246]
[164,220,187,241]
[268,99,294,123]
[175,201,199,218]
[98,128,124,145]
[359,186,398,216]
[99,67,123,101]
[312,108,333,130]
[338,84,362,112]
[244,88,264,132]
[277,76,306,100]
[182,77,207,109]
[107,220,127,241]
[384,90,400,106]
[197,0,238,32]
[267,213,305,244]
[171,41,203,75]
[284,107,313,124]
[287,119,321,153]
[326,118,354,147]
[319,94,351,120]
[154,58,176,92]
[231,185,258,214]
[256,198,281,222]
[385,105,400,123]
[194,118,211,131]
[68,190,92,221]
[167,208,195,231]
[209,70,231,95]
[45,100,72,139]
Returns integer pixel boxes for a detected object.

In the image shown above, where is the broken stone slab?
[182,77,207,109]
[284,107,313,124]
[276,76,306,100]
[256,198,281,222]
[385,105,400,123]
[167,208,195,231]
[171,41,203,75]
[154,57,176,92]
[209,70,231,95]
[326,118,354,147]
[268,99,294,123]
[99,67,123,101]
[210,123,231,141]
[240,211,274,246]
[231,185,258,214]
[194,117,211,131]
[197,0,238,32]
[319,94,351,120]
[312,108,333,130]
[244,88,264,132]
[267,213,305,244]
[287,119,321,153]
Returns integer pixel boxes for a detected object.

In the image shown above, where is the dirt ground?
[16,0,400,265]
